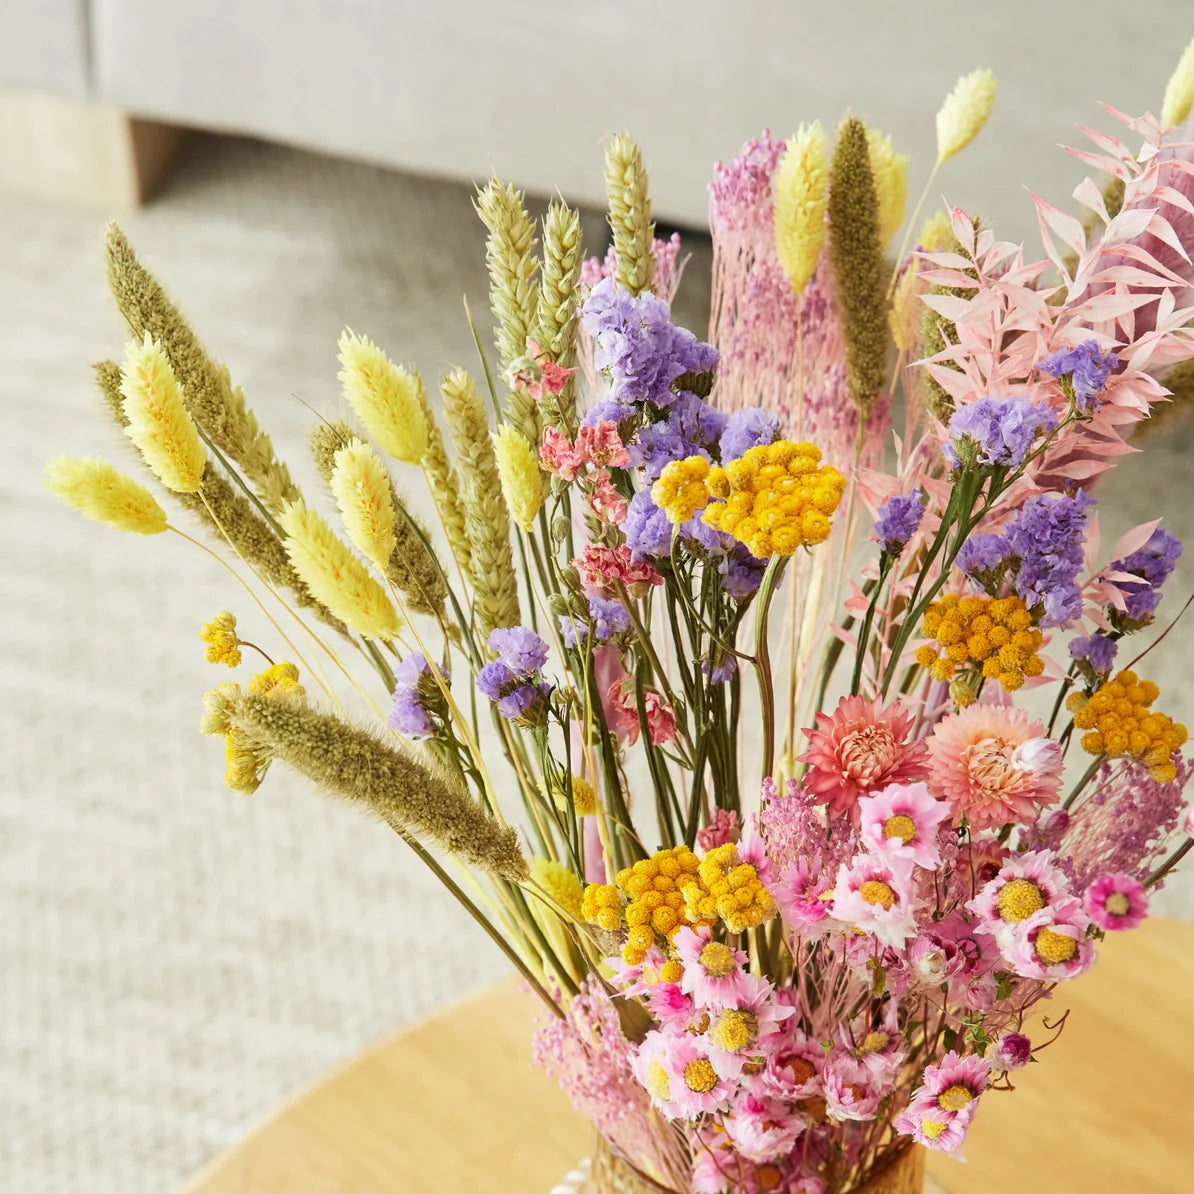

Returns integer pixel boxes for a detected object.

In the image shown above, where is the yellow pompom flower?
[936,68,997,166]
[247,661,305,700]
[337,329,428,464]
[278,499,401,640]
[118,333,206,493]
[1162,36,1194,127]
[773,121,829,293]
[44,456,167,535]
[694,843,776,934]
[1067,670,1187,781]
[917,593,1043,695]
[866,128,909,246]
[200,611,241,667]
[651,455,711,526]
[581,882,623,933]
[330,438,397,570]
[491,424,544,533]
[530,857,584,921]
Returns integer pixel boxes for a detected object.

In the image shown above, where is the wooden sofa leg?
[0,91,189,207]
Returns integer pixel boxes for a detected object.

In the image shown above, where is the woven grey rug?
[1,134,1191,1194]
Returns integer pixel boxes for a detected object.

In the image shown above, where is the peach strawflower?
[799,695,929,821]
[926,705,1062,831]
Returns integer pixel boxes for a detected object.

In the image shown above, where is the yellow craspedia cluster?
[687,843,776,934]
[915,593,1044,693]
[530,857,584,921]
[1067,670,1187,782]
[200,611,241,667]
[652,441,845,559]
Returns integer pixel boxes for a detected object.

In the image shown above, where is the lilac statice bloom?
[487,626,549,675]
[624,490,673,558]
[719,408,777,463]
[720,545,768,599]
[632,393,727,481]
[580,398,634,428]
[703,655,738,684]
[1069,633,1118,677]
[1110,527,1183,624]
[387,653,448,739]
[956,532,1011,584]
[943,397,1058,470]
[873,490,925,555]
[1004,491,1095,626]
[559,596,631,648]
[477,627,552,724]
[1038,341,1118,412]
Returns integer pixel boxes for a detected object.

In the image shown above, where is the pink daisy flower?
[894,1098,971,1157]
[643,981,697,1030]
[967,850,1073,952]
[858,782,952,870]
[798,695,930,822]
[761,1028,826,1101]
[673,926,754,1010]
[772,858,833,931]
[926,706,1063,831]
[632,1029,734,1120]
[723,1093,806,1163]
[823,1052,882,1121]
[831,854,918,948]
[703,983,795,1081]
[1004,897,1095,981]
[1084,872,1149,932]
[918,1049,990,1120]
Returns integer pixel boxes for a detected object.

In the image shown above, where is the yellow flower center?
[645,1060,671,1102]
[937,1084,973,1112]
[883,814,917,844]
[922,1120,948,1140]
[860,1030,890,1054]
[859,880,897,910]
[996,878,1046,922]
[1034,926,1078,965]
[684,1058,719,1094]
[698,941,737,977]
[1105,892,1131,917]
[708,1009,759,1053]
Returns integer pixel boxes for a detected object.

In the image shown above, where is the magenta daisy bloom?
[772,857,833,931]
[1004,897,1095,981]
[633,1029,734,1120]
[831,854,918,948]
[991,1031,1032,1072]
[858,781,952,870]
[673,926,754,1010]
[823,1052,882,1121]
[895,1098,972,1157]
[918,1049,990,1120]
[1083,872,1149,931]
[967,849,1073,951]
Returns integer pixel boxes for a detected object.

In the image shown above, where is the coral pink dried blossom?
[926,706,1062,831]
[587,468,628,525]
[575,544,662,595]
[608,677,676,746]
[799,695,930,822]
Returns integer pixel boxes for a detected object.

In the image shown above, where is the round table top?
[184,918,1194,1194]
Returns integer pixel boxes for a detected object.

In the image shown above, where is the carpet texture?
[2,133,1192,1194]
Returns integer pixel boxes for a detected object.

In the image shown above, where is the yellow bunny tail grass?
[330,438,397,570]
[917,209,954,254]
[233,694,528,881]
[45,456,168,535]
[604,134,656,298]
[336,330,429,464]
[1162,36,1194,127]
[935,68,997,166]
[492,424,544,534]
[278,499,402,640]
[118,333,206,493]
[536,200,584,427]
[412,372,472,574]
[104,223,302,515]
[919,215,980,423]
[773,122,829,294]
[440,368,521,636]
[310,422,446,618]
[828,118,890,412]
[529,857,584,921]
[866,128,909,247]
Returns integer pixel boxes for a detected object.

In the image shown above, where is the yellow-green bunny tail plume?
[1162,36,1194,127]
[935,68,996,166]
[330,438,398,571]
[773,122,829,294]
[866,128,909,247]
[492,424,544,534]
[45,457,167,535]
[336,330,429,464]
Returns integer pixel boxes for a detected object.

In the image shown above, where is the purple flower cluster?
[559,596,631,648]
[943,397,1058,470]
[1110,527,1183,624]
[387,653,447,739]
[476,627,552,722]
[632,393,727,481]
[1038,341,1118,412]
[719,407,777,462]
[1069,632,1118,677]
[873,490,925,555]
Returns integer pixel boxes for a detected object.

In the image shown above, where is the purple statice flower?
[487,626,549,675]
[623,490,673,558]
[719,407,777,462]
[873,490,925,555]
[956,532,1012,585]
[703,654,738,684]
[943,397,1058,470]
[1069,632,1118,677]
[1110,527,1183,624]
[631,393,727,481]
[719,544,767,598]
[581,277,718,412]
[1003,491,1095,626]
[579,398,634,428]
[559,596,631,648]
[476,659,517,701]
[496,681,550,722]
[1038,341,1118,412]
[387,653,448,739]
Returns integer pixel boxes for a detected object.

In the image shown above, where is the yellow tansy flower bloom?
[200,611,242,667]
[916,593,1043,694]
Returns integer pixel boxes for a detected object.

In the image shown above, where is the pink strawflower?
[723,1093,806,1163]
[633,1029,734,1120]
[761,1028,826,1100]
[540,426,586,481]
[858,781,952,870]
[587,468,628,524]
[673,926,754,1010]
[919,911,1001,1010]
[926,706,1063,831]
[831,854,918,948]
[919,1049,990,1118]
[697,807,740,851]
[609,677,676,746]
[823,1052,882,1121]
[643,981,697,1030]
[574,543,662,596]
[968,850,1074,952]
[702,983,794,1080]
[799,695,930,822]
[1083,872,1149,931]
[606,946,669,994]
[575,420,630,468]
[895,1099,971,1157]
[1004,897,1095,981]
[991,1031,1032,1072]
[772,857,833,931]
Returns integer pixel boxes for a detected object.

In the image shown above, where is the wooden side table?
[184,919,1194,1194]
